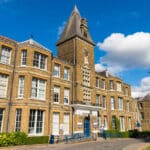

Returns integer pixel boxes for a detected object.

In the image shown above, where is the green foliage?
[110,117,120,131]
[145,146,150,150]
[129,130,150,138]
[0,132,27,147]
[105,130,129,138]
[0,132,49,147]
[26,136,49,145]
[115,117,120,131]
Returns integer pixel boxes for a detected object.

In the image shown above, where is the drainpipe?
[71,38,77,135]
[48,53,53,136]
[6,44,18,132]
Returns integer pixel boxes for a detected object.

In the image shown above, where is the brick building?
[0,6,135,136]
[137,93,150,131]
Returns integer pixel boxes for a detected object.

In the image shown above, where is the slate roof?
[142,93,150,101]
[19,38,50,51]
[56,5,95,46]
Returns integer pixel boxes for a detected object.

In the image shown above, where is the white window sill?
[28,133,43,136]
[30,98,46,101]
[33,67,47,72]
[16,97,24,100]
[64,103,69,105]
[0,62,11,66]
[0,96,7,99]
[53,102,59,104]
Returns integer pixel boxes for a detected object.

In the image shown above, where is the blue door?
[84,117,90,137]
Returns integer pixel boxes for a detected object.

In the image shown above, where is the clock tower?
[56,6,99,135]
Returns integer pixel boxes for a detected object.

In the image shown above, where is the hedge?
[99,130,150,139]
[0,132,49,147]
[26,136,49,145]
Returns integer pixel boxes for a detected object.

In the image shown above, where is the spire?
[56,5,95,46]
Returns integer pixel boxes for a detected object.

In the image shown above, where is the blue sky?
[0,0,150,97]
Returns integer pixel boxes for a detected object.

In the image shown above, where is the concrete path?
[0,138,149,150]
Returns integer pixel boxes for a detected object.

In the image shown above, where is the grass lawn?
[146,146,150,150]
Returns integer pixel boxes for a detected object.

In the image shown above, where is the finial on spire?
[73,4,79,14]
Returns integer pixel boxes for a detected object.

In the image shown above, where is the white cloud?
[97,32,150,74]
[57,21,66,38]
[95,63,105,72]
[132,76,150,98]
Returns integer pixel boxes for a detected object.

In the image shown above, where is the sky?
[0,0,150,98]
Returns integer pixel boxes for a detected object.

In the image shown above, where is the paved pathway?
[0,138,149,150]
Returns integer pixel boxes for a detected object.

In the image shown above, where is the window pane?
[54,86,60,103]
[0,46,11,64]
[0,74,8,97]
[64,88,69,104]
[64,114,69,135]
[21,50,27,66]
[54,64,60,77]
[64,68,69,80]
[52,113,59,135]
[15,109,22,132]
[0,109,4,133]
[18,76,25,98]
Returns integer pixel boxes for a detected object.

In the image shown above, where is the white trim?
[72,104,101,111]
[74,131,83,134]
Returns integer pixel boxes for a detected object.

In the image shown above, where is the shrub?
[0,132,27,147]
[128,130,150,138]
[26,136,49,145]
[105,130,129,138]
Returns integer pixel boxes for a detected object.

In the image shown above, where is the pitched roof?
[19,38,51,51]
[56,5,95,46]
[142,93,150,101]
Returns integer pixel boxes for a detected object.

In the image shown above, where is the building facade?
[0,6,135,136]
[137,94,150,131]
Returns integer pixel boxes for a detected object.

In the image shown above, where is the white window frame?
[15,109,22,132]
[0,74,8,98]
[53,64,60,77]
[63,114,69,135]
[118,97,123,110]
[96,94,100,105]
[120,116,125,131]
[117,82,122,92]
[64,88,69,105]
[53,86,60,104]
[28,110,44,136]
[31,78,46,100]
[64,67,69,80]
[101,79,105,90]
[111,97,115,110]
[52,112,59,135]
[21,50,27,66]
[0,46,11,65]
[104,116,107,130]
[110,80,114,90]
[128,117,131,130]
[18,76,25,98]
[0,109,4,133]
[33,52,47,70]
[82,67,90,87]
